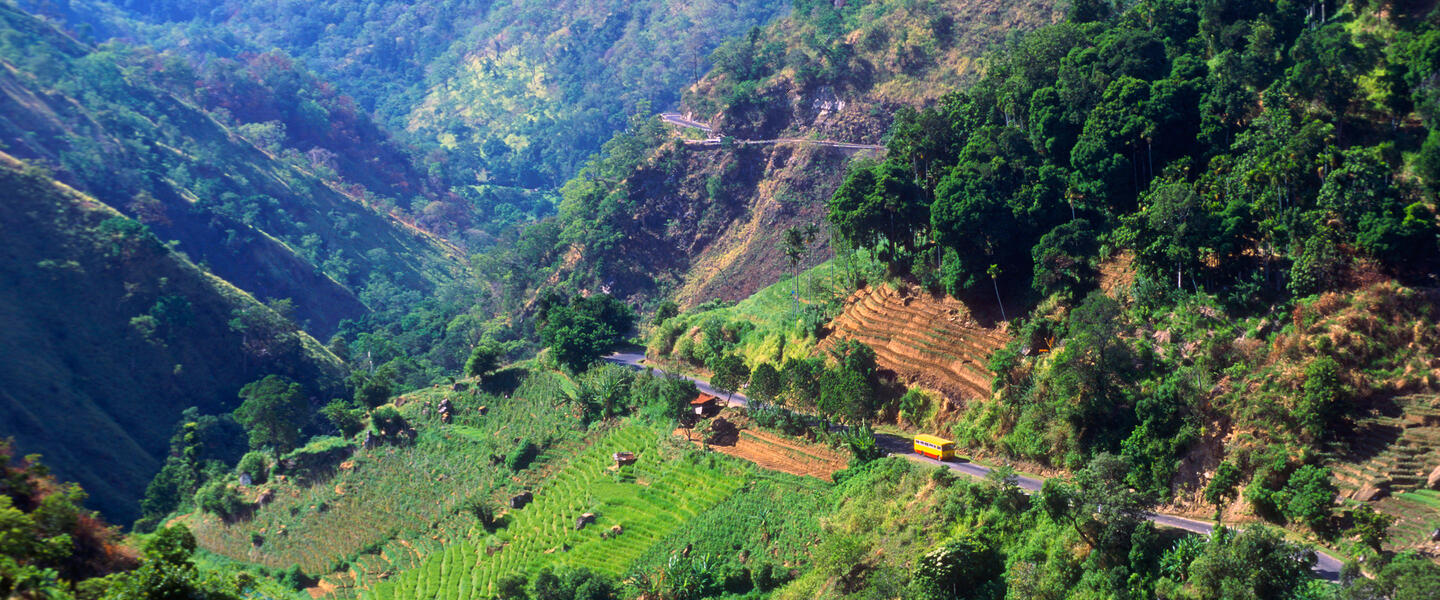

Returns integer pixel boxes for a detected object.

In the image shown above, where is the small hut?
[690,393,720,417]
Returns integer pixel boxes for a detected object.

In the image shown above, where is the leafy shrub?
[1242,448,1292,521]
[1278,465,1335,533]
[236,451,269,485]
[321,400,366,439]
[193,479,245,518]
[1297,356,1343,440]
[1203,461,1241,516]
[467,499,496,532]
[353,367,396,409]
[370,405,407,437]
[279,565,310,590]
[839,425,884,465]
[909,533,1003,600]
[465,341,502,378]
[898,388,931,427]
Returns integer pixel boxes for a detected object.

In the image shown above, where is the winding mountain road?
[602,351,1344,581]
[606,351,750,407]
[657,111,885,151]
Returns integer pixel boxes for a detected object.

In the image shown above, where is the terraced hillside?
[1329,393,1440,553]
[182,376,589,594]
[365,423,748,600]
[821,284,1007,407]
[1333,394,1440,499]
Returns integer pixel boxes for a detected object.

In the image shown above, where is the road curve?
[602,352,1343,582]
[604,351,750,407]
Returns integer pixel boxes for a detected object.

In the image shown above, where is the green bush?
[370,405,406,437]
[1297,356,1343,440]
[236,451,269,485]
[193,479,245,518]
[909,533,1003,600]
[1278,465,1335,533]
[321,400,366,439]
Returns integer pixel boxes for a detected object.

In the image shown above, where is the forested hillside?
[19,0,789,193]
[631,0,1440,570]
[0,3,462,335]
[821,0,1440,494]
[11,0,1440,598]
[473,0,1062,317]
[0,154,345,524]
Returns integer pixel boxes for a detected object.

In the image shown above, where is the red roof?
[690,393,718,406]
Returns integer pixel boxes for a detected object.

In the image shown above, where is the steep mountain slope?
[688,0,1063,142]
[486,0,1061,314]
[0,3,461,336]
[21,0,789,191]
[0,153,346,524]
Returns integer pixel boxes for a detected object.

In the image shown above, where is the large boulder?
[1353,482,1389,502]
[1427,465,1440,490]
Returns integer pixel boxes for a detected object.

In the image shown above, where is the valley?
[4,0,1440,599]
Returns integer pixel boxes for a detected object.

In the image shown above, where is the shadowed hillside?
[0,3,462,336]
[0,154,347,524]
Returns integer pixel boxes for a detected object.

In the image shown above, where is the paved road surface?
[603,351,1343,581]
[605,351,750,407]
[876,434,1344,581]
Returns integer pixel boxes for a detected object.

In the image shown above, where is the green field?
[365,422,749,599]
[189,377,587,581]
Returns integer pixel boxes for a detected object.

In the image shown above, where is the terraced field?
[185,379,590,597]
[1376,489,1440,552]
[364,423,748,600]
[821,284,1007,405]
[1326,394,1440,553]
[1331,394,1440,499]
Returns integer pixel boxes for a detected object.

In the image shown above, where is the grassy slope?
[366,422,749,599]
[0,154,345,524]
[185,377,588,586]
[651,257,868,369]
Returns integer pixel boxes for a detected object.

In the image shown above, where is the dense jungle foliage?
[823,0,1440,511]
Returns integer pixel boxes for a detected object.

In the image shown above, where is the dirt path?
[675,427,847,481]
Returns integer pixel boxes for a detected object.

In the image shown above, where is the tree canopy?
[233,375,308,457]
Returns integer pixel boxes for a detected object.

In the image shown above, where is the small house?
[690,393,720,417]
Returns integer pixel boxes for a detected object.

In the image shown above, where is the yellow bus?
[913,434,957,461]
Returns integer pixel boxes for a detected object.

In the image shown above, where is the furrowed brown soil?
[676,426,847,481]
[820,283,1008,412]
